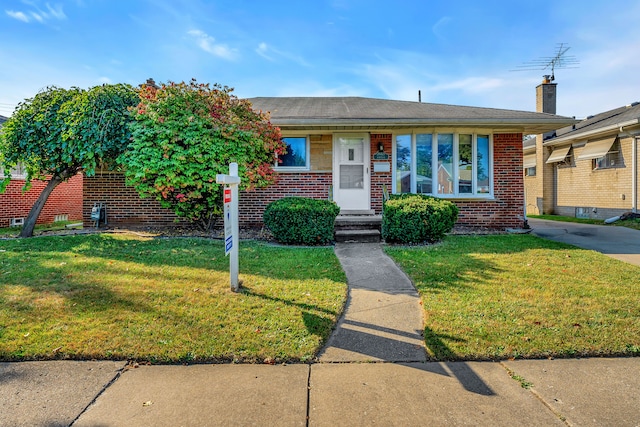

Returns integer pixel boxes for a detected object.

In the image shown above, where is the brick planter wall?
[0,174,83,228]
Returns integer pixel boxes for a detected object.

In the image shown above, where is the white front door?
[333,134,370,211]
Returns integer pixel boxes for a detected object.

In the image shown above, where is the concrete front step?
[335,229,381,243]
[334,215,382,231]
[334,214,382,243]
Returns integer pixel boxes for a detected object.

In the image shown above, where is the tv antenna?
[511,43,580,81]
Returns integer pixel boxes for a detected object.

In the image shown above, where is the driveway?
[527,218,640,266]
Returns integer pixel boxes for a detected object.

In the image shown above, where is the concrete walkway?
[318,242,426,362]
[2,241,639,426]
[528,218,640,266]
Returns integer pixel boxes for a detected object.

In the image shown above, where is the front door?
[333,134,370,211]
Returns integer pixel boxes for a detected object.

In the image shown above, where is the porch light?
[378,141,384,152]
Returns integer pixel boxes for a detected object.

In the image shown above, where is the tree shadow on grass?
[241,286,341,351]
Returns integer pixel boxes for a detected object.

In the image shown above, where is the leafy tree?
[118,79,285,231]
[0,84,139,237]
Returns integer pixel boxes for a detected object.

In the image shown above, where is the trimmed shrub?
[382,194,458,243]
[263,197,340,245]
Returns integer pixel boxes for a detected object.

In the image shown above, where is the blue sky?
[1,0,639,119]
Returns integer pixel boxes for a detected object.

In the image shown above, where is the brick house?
[84,97,573,229]
[0,115,83,228]
[524,79,640,219]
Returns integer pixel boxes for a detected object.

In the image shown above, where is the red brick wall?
[240,172,333,226]
[0,174,83,228]
[83,172,184,227]
[370,134,393,214]
[454,133,525,228]
[81,132,524,230]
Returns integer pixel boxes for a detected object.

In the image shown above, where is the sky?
[1,0,639,119]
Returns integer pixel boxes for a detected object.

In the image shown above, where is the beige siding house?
[524,79,640,219]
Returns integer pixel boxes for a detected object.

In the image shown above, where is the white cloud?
[6,10,30,22]
[188,29,237,61]
[46,3,66,20]
[255,42,309,67]
[5,2,66,23]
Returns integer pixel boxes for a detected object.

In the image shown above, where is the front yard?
[2,232,638,363]
[0,233,347,363]
[386,234,640,360]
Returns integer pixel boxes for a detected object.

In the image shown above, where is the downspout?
[633,136,638,213]
[620,125,638,213]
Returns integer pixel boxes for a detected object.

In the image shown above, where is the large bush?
[382,194,458,243]
[118,79,285,231]
[263,197,340,245]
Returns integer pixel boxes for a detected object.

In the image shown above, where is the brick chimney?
[535,75,558,215]
[536,75,557,114]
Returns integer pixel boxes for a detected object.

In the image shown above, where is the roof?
[0,115,7,126]
[544,102,640,146]
[249,97,575,134]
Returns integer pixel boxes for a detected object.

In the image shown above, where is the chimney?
[536,75,557,114]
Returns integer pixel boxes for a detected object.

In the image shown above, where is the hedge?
[382,194,458,243]
[263,197,340,245]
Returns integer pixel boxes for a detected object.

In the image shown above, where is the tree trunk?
[19,175,65,238]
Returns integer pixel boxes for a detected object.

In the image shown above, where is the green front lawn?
[0,234,347,363]
[386,235,640,361]
[528,214,640,230]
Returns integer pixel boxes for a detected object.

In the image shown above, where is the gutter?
[543,118,640,146]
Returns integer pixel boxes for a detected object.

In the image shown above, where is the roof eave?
[544,118,640,146]
[272,118,575,134]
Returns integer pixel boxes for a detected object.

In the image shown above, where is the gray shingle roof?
[545,102,640,145]
[249,96,575,134]
[0,115,7,126]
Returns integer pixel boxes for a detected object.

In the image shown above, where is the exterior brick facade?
[0,174,83,228]
[456,133,525,228]
[83,172,183,227]
[526,134,640,220]
[82,132,526,230]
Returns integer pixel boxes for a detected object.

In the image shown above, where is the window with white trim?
[592,139,622,170]
[276,136,309,170]
[394,132,492,197]
[0,163,27,179]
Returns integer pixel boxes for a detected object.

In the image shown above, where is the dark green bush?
[263,197,340,245]
[382,194,458,243]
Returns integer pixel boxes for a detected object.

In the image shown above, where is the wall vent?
[575,207,590,219]
[54,214,69,222]
[10,218,25,227]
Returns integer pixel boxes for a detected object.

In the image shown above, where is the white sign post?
[216,163,241,292]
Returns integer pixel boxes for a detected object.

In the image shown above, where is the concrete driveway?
[527,218,640,266]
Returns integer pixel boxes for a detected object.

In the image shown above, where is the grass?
[0,220,83,237]
[528,214,640,230]
[0,234,347,363]
[386,234,640,361]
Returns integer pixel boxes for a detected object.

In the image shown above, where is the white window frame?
[592,140,621,170]
[392,131,494,198]
[0,163,27,179]
[275,136,310,171]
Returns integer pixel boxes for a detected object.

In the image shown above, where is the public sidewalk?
[1,242,639,426]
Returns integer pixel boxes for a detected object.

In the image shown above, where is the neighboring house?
[0,114,83,228]
[84,97,573,229]
[524,78,640,219]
